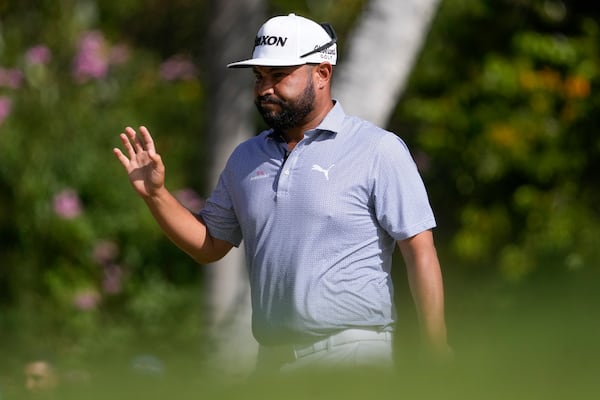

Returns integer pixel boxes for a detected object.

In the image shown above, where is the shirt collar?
[266,100,346,140]
[313,100,345,135]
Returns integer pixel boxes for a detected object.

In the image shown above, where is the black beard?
[254,80,315,132]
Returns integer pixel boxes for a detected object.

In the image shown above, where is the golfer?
[114,13,450,372]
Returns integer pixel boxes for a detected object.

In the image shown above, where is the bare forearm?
[143,187,222,263]
[114,126,230,263]
[406,255,448,350]
[399,231,449,352]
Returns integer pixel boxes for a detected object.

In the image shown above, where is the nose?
[255,77,274,97]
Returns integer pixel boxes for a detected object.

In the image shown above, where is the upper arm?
[371,134,436,241]
[199,234,235,264]
[397,229,437,265]
[191,213,235,264]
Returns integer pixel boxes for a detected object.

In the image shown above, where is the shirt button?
[284,170,290,175]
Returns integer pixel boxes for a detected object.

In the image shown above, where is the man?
[114,13,450,372]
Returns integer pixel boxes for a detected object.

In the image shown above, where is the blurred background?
[1,0,599,398]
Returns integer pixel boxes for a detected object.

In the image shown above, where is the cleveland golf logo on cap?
[254,36,289,48]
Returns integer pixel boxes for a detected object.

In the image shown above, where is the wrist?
[143,186,170,205]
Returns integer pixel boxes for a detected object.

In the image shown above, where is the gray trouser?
[255,329,393,374]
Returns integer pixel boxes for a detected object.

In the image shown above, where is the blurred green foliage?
[394,0,600,281]
[0,0,206,364]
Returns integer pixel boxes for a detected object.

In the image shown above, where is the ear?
[313,62,333,89]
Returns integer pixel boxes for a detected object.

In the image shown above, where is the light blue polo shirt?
[200,101,436,345]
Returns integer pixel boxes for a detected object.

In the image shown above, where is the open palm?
[113,126,166,198]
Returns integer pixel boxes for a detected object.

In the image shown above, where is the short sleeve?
[370,133,436,241]
[199,173,243,247]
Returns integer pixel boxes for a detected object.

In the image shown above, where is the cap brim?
[227,58,307,69]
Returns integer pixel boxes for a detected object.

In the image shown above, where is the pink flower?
[92,240,119,265]
[102,264,123,295]
[159,55,197,81]
[73,289,100,311]
[72,31,109,83]
[52,189,82,219]
[0,68,24,89]
[0,96,12,126]
[175,188,204,213]
[25,45,52,65]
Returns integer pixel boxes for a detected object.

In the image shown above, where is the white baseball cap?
[227,13,337,68]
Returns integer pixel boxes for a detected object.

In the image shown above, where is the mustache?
[255,95,284,106]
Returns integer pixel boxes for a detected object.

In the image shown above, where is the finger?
[119,132,137,160]
[112,147,130,169]
[139,126,156,155]
[125,126,144,153]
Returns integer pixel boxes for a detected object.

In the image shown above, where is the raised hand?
[113,126,166,198]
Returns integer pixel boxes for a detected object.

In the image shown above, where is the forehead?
[252,65,307,75]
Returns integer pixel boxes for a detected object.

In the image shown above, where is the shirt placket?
[276,140,305,197]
